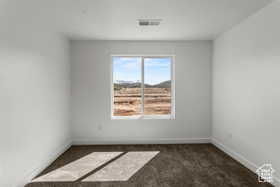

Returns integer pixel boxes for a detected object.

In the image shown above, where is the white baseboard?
[211,138,280,187]
[19,140,72,187]
[72,137,211,145]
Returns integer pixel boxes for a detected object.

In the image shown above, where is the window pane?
[113,57,141,116]
[144,58,172,115]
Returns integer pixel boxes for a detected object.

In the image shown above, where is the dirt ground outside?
[113,88,171,116]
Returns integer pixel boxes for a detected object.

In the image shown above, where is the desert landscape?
[113,81,171,116]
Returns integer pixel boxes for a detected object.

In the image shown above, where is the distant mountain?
[115,80,139,84]
[114,80,171,90]
[114,82,141,90]
[152,80,171,88]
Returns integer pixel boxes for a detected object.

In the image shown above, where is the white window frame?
[111,55,175,120]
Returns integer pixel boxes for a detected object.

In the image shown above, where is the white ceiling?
[0,0,273,40]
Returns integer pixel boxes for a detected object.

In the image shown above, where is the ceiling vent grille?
[138,19,161,26]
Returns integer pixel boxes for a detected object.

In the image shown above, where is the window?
[112,56,174,119]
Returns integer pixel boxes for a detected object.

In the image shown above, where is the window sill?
[111,115,175,120]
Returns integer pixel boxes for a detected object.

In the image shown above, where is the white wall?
[0,1,71,187]
[70,40,212,144]
[213,1,280,185]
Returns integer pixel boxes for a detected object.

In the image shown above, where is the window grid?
[111,55,175,120]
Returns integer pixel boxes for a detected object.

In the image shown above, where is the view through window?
[112,56,174,118]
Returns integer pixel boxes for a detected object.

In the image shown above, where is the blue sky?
[113,57,171,85]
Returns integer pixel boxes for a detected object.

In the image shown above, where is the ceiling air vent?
[138,19,161,26]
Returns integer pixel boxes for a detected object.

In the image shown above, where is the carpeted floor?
[26,144,273,187]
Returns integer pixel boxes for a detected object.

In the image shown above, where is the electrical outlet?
[98,124,103,131]
[228,132,233,139]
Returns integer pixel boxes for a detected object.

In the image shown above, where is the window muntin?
[112,56,174,119]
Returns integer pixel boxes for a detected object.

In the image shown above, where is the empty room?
[1,0,279,186]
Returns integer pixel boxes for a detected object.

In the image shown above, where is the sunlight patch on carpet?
[82,151,159,182]
[32,152,123,182]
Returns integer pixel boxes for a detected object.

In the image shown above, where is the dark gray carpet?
[26,144,273,187]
